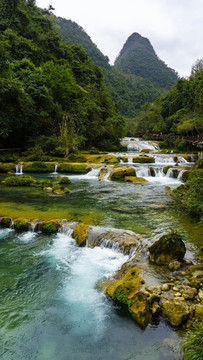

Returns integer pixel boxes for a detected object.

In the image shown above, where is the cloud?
[37,0,203,77]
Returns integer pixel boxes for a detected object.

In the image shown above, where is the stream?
[0,138,201,360]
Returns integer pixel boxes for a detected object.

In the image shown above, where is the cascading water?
[121,137,160,152]
[15,164,23,175]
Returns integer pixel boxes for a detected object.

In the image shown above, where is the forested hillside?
[114,32,178,89]
[55,18,163,118]
[136,59,203,140]
[0,0,125,152]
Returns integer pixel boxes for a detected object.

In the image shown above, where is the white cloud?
[36,0,203,77]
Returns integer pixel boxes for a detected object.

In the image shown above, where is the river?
[0,138,201,359]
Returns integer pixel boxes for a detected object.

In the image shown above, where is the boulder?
[124,176,148,183]
[130,291,152,327]
[162,298,190,326]
[181,286,197,300]
[124,167,136,176]
[108,167,125,181]
[149,232,186,265]
[98,167,109,180]
[72,222,89,246]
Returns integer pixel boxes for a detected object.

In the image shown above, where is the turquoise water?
[0,228,183,360]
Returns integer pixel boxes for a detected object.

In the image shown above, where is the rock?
[130,291,152,327]
[133,156,155,163]
[195,304,203,319]
[13,218,30,231]
[124,167,136,176]
[175,292,182,297]
[98,167,109,180]
[43,187,53,192]
[172,287,179,292]
[151,301,161,316]
[148,232,186,265]
[161,283,170,291]
[0,216,12,227]
[145,286,162,296]
[168,261,181,271]
[124,176,148,183]
[162,299,190,326]
[41,220,60,234]
[108,167,125,181]
[198,290,203,302]
[72,223,89,247]
[189,264,203,277]
[120,156,128,163]
[181,286,197,300]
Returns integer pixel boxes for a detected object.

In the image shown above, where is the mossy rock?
[162,299,190,326]
[120,156,128,163]
[3,175,34,186]
[75,154,119,164]
[23,161,54,173]
[0,163,14,173]
[149,232,186,265]
[0,217,12,227]
[72,223,89,246]
[98,167,109,180]
[60,163,89,174]
[130,291,152,327]
[140,149,153,153]
[124,167,136,176]
[52,184,70,195]
[41,220,60,234]
[163,165,173,175]
[133,156,155,163]
[124,176,148,183]
[108,167,125,181]
[14,218,29,231]
[57,176,71,184]
[149,167,155,176]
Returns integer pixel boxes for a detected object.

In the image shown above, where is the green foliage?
[172,169,203,224]
[182,321,203,360]
[136,59,203,138]
[57,176,71,184]
[112,288,134,310]
[23,161,54,172]
[41,221,59,234]
[0,0,125,151]
[14,219,29,231]
[3,175,34,186]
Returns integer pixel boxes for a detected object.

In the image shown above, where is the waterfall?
[15,164,23,175]
[53,164,59,174]
[136,167,151,177]
[154,155,175,164]
[177,170,185,181]
[128,154,134,163]
[166,168,174,178]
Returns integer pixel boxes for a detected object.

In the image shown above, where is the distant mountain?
[55,17,110,69]
[114,32,178,89]
[55,18,178,118]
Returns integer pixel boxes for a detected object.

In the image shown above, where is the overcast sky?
[36,0,203,77]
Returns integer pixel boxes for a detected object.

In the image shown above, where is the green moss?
[133,156,155,163]
[14,219,29,231]
[42,221,60,234]
[163,165,173,175]
[72,223,89,246]
[3,175,34,186]
[52,184,70,194]
[0,163,14,173]
[0,217,12,227]
[57,176,71,184]
[23,161,54,173]
[60,163,88,174]
[74,154,119,164]
[112,287,134,310]
[124,176,148,183]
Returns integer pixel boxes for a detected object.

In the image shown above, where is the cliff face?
[114,32,178,89]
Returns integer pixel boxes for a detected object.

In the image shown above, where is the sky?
[36,0,203,77]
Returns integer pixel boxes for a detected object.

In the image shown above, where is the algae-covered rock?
[0,217,12,227]
[124,176,148,183]
[149,232,186,265]
[108,167,124,181]
[52,184,70,195]
[0,163,14,173]
[162,298,190,326]
[98,167,109,180]
[13,218,29,231]
[120,156,128,163]
[130,291,152,327]
[72,223,89,246]
[124,167,136,176]
[133,156,155,163]
[60,163,89,174]
[41,220,60,234]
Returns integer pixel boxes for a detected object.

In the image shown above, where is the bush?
[57,176,71,184]
[23,161,54,173]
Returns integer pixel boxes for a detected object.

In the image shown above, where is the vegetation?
[115,33,178,89]
[182,321,203,360]
[172,168,203,226]
[0,0,125,153]
[136,59,203,140]
[55,18,173,119]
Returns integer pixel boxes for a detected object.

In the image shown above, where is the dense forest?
[135,59,203,141]
[55,18,173,118]
[0,0,125,152]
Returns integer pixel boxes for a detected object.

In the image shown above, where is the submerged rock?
[149,232,186,265]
